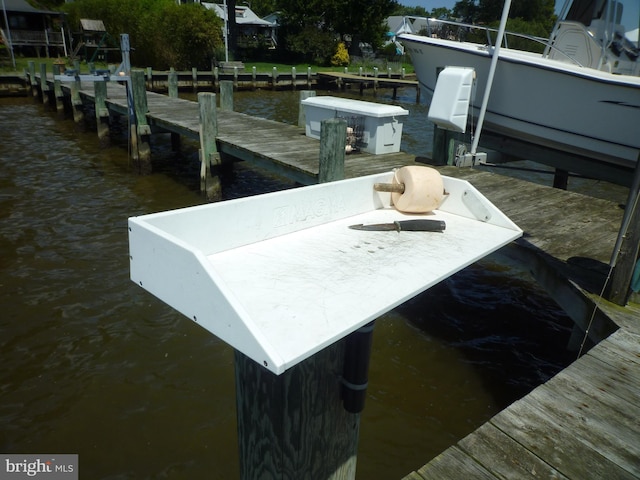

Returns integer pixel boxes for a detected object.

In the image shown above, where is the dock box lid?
[128,172,521,375]
[301,96,409,118]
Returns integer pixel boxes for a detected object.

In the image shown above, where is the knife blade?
[349,219,446,232]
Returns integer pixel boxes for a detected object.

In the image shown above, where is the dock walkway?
[403,167,640,480]
[67,79,420,185]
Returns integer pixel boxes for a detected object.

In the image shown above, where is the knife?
[349,219,446,232]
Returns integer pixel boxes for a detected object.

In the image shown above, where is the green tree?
[247,0,277,17]
[452,0,556,43]
[62,0,222,69]
[454,0,555,25]
[275,0,398,64]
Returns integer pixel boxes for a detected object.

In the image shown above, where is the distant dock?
[24,65,640,480]
[318,71,420,100]
[28,68,420,186]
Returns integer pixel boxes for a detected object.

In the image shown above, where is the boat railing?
[402,16,585,68]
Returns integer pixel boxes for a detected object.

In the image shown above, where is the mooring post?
[168,68,178,98]
[197,92,221,200]
[167,68,180,151]
[130,69,152,173]
[219,80,234,111]
[52,64,64,115]
[291,66,296,90]
[192,67,198,92]
[70,75,84,125]
[94,80,110,142]
[431,125,465,165]
[298,90,316,128]
[251,66,257,90]
[146,67,153,90]
[272,66,278,90]
[39,63,49,105]
[373,66,379,94]
[27,61,37,97]
[318,117,347,183]
[213,66,219,91]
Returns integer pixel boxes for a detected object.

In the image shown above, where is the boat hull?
[400,34,640,170]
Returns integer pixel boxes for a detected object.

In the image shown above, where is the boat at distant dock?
[399,0,640,182]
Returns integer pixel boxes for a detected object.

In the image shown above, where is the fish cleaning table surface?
[128,171,521,374]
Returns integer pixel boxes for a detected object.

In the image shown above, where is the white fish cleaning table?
[128,171,522,374]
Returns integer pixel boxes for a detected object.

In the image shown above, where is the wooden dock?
[402,167,640,480]
[33,72,420,185]
[318,71,420,100]
[26,69,640,480]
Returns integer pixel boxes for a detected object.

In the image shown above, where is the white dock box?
[301,96,409,154]
[128,171,522,375]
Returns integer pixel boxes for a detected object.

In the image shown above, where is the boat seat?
[546,21,605,69]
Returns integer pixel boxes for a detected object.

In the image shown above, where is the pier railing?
[9,30,65,48]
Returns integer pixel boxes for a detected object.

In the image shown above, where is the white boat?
[399,0,640,180]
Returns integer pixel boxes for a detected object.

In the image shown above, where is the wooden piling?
[53,64,64,114]
[168,69,178,98]
[146,67,153,90]
[39,63,49,105]
[94,80,110,141]
[235,341,359,480]
[192,67,198,92]
[130,69,152,173]
[27,61,37,97]
[168,69,180,150]
[298,90,316,128]
[373,67,379,94]
[318,118,347,183]
[197,92,221,200]
[219,81,234,111]
[70,76,84,124]
[432,125,465,165]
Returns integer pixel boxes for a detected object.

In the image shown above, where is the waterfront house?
[0,0,66,58]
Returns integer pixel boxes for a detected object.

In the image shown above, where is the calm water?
[0,86,594,479]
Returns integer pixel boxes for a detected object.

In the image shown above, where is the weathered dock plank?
[435,167,624,265]
[457,422,570,480]
[401,166,640,480]
[403,328,640,480]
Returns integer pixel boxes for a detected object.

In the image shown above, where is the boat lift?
[427,0,513,168]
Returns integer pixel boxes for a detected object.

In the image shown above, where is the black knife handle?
[394,219,446,232]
